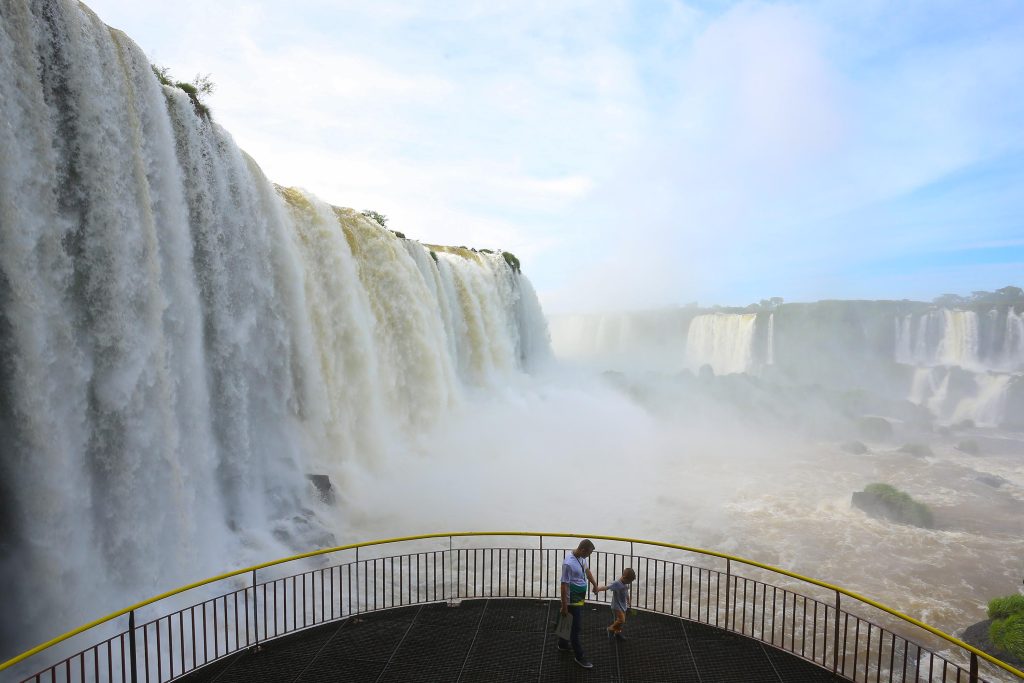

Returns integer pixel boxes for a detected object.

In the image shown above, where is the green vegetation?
[933,286,1023,307]
[989,595,1024,621]
[361,210,388,227]
[391,230,406,239]
[990,614,1024,660]
[853,483,934,528]
[986,594,1024,660]
[429,250,438,263]
[152,65,214,118]
[502,251,521,273]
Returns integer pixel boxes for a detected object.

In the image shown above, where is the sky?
[86,0,1024,313]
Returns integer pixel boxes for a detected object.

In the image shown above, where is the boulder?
[307,473,335,504]
[976,473,1008,488]
[840,440,869,455]
[851,483,934,528]
[898,442,933,457]
[858,416,893,441]
[957,439,980,455]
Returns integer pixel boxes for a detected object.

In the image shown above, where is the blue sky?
[88,0,1024,312]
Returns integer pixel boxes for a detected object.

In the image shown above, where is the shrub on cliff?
[502,251,521,273]
[152,65,214,118]
[360,210,388,227]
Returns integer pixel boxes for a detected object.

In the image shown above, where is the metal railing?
[3,532,1021,683]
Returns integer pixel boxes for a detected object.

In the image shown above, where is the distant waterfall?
[894,308,1023,371]
[897,308,1022,426]
[685,313,759,375]
[0,0,549,656]
[908,367,1012,428]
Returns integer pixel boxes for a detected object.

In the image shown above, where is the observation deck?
[172,597,844,682]
[4,533,1022,683]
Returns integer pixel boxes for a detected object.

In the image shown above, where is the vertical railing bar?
[144,620,151,683]
[779,589,786,649]
[770,586,777,646]
[745,581,753,638]
[833,592,841,673]
[166,615,174,681]
[842,613,850,678]
[876,627,883,683]
[761,581,767,640]
[864,622,871,683]
[688,565,693,620]
[127,611,139,683]
[884,634,892,679]
[812,600,818,663]
[801,596,806,657]
[725,558,731,631]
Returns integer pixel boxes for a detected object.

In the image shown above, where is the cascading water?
[685,312,759,375]
[894,308,1023,425]
[0,0,549,657]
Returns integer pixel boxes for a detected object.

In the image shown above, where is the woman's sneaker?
[574,658,594,669]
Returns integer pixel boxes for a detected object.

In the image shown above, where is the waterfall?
[892,308,1005,370]
[0,0,549,657]
[894,308,1022,425]
[1004,308,1024,371]
[685,313,758,375]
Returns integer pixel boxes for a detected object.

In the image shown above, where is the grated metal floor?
[178,598,848,682]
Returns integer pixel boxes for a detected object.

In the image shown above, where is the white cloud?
[89,0,1024,311]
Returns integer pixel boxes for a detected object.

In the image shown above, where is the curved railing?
[3,532,1022,682]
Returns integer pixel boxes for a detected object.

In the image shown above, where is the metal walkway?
[178,598,846,682]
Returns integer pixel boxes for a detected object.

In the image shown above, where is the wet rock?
[840,440,868,455]
[858,416,893,441]
[898,442,933,457]
[976,474,1008,488]
[851,483,934,528]
[962,619,1024,670]
[957,439,980,455]
[307,473,335,504]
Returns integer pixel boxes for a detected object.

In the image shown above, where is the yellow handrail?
[3,531,1021,680]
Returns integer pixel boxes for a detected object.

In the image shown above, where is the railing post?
[969,652,978,683]
[725,558,732,631]
[832,591,841,674]
[251,569,260,652]
[539,535,544,598]
[128,610,138,683]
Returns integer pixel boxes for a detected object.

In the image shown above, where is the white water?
[895,309,1022,425]
[685,312,759,375]
[548,310,765,375]
[0,0,548,657]
[895,308,1024,372]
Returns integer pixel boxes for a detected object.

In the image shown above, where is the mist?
[343,300,1024,646]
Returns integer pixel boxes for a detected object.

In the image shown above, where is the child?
[596,567,636,639]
